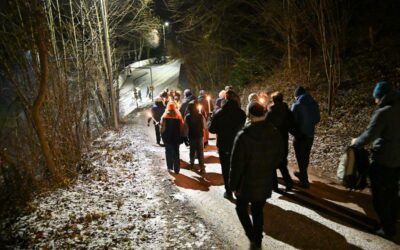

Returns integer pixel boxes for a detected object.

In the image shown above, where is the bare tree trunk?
[32,13,58,180]
[100,0,119,129]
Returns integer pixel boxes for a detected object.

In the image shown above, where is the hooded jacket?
[230,121,284,201]
[161,109,184,145]
[208,100,246,152]
[179,95,196,117]
[354,91,400,168]
[184,102,206,139]
[149,101,166,123]
[291,94,320,138]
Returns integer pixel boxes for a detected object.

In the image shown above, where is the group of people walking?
[147,81,400,247]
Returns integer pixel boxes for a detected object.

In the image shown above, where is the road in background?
[119,60,181,117]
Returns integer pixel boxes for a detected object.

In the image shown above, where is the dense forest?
[168,0,400,112]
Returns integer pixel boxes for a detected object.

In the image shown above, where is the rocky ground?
[0,118,226,249]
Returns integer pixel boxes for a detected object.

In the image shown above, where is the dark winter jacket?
[149,102,165,123]
[161,110,183,145]
[184,104,206,140]
[208,100,246,152]
[291,94,320,138]
[230,121,284,201]
[179,95,196,117]
[354,91,400,168]
[265,102,297,151]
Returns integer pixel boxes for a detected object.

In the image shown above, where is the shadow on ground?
[264,203,363,250]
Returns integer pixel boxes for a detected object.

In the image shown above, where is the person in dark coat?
[184,101,207,173]
[230,102,284,248]
[209,90,246,199]
[266,91,297,191]
[225,85,241,107]
[179,89,196,117]
[147,97,166,145]
[352,81,400,239]
[291,86,320,188]
[161,102,184,174]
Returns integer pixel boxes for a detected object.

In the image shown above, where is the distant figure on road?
[138,89,142,102]
[230,101,284,249]
[352,81,400,239]
[266,91,297,191]
[209,90,246,200]
[291,86,320,188]
[160,102,184,174]
[148,97,166,145]
[184,101,207,174]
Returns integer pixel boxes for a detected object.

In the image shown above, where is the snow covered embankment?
[2,126,223,249]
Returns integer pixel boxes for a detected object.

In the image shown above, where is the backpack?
[337,146,369,190]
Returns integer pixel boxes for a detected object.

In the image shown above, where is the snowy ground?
[0,117,226,249]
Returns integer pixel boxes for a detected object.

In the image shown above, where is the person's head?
[247,101,266,121]
[218,90,226,99]
[294,86,306,98]
[271,91,283,104]
[155,97,163,104]
[167,102,177,111]
[184,89,192,97]
[248,93,258,103]
[373,81,392,103]
[199,90,206,96]
[225,85,233,91]
[225,90,236,101]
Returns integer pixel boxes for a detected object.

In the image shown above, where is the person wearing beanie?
[245,93,260,126]
[148,97,166,145]
[209,90,246,200]
[180,89,196,117]
[160,102,184,174]
[352,81,400,239]
[291,86,320,188]
[230,101,284,248]
[266,91,298,191]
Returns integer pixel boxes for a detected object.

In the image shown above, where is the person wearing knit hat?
[180,89,196,117]
[291,86,320,188]
[372,81,392,101]
[245,93,259,126]
[230,100,284,248]
[148,97,166,145]
[352,81,400,239]
[160,102,184,174]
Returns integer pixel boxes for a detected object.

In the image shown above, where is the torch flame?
[259,97,265,104]
[206,95,211,101]
[147,111,152,118]
[197,104,203,113]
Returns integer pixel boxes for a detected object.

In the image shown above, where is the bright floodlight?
[164,21,169,26]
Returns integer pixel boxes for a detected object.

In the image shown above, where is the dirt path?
[137,109,399,250]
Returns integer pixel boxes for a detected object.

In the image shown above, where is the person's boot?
[294,171,309,189]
